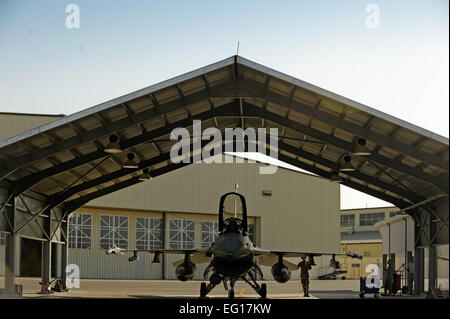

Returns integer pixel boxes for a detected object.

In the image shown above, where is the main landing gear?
[241,271,267,299]
[200,273,267,299]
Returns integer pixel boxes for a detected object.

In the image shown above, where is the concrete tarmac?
[0,277,428,299]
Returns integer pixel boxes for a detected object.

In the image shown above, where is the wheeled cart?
[359,276,380,298]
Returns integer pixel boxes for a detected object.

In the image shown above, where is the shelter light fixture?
[340,155,356,172]
[329,171,344,183]
[139,168,152,181]
[104,135,122,154]
[353,137,371,156]
[123,153,139,169]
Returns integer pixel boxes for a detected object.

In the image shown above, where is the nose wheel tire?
[259,283,267,299]
[228,289,235,299]
[200,282,208,299]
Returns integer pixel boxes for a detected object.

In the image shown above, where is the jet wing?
[255,253,299,270]
[106,246,214,266]
[251,247,362,259]
[171,251,213,267]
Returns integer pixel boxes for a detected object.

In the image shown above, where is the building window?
[136,217,163,250]
[247,224,255,243]
[364,251,371,257]
[100,215,128,250]
[201,221,219,248]
[360,213,385,226]
[68,212,92,249]
[169,219,195,249]
[0,233,5,245]
[340,214,355,227]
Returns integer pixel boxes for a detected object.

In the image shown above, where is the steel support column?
[413,247,420,294]
[162,211,166,280]
[427,202,438,293]
[428,245,437,292]
[404,219,407,277]
[419,248,425,293]
[163,211,169,280]
[41,208,52,286]
[3,195,16,296]
[54,243,62,278]
[414,247,425,294]
[42,240,52,285]
[4,233,16,295]
[61,219,68,287]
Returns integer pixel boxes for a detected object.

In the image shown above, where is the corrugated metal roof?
[0,55,448,212]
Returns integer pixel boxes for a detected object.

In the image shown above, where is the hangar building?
[338,206,389,279]
[1,112,447,287]
[376,214,448,290]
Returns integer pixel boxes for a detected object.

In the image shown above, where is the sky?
[0,0,448,209]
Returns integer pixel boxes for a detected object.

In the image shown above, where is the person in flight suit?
[298,256,312,297]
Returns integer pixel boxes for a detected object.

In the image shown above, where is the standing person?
[384,259,394,295]
[298,256,312,297]
[407,256,414,294]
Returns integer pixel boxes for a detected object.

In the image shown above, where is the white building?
[376,214,449,290]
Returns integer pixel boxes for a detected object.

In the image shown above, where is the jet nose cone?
[215,233,248,260]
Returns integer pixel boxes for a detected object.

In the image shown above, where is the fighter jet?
[106,192,362,298]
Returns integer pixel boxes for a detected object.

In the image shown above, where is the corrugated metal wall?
[71,207,163,279]
[258,168,340,253]
[89,160,266,217]
[89,160,340,255]
[74,162,340,280]
[72,207,257,280]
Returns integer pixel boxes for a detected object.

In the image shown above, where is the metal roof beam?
[243,102,448,194]
[64,147,409,212]
[12,101,241,196]
[65,176,143,212]
[273,152,409,209]
[13,151,109,196]
[148,93,169,125]
[202,74,215,110]
[47,152,174,209]
[49,138,237,208]
[364,116,377,129]
[62,137,410,212]
[64,140,232,212]
[277,140,424,203]
[238,80,449,171]
[176,84,192,118]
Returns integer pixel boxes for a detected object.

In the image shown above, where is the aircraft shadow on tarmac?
[127,295,269,299]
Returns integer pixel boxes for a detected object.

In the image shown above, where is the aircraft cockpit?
[223,217,243,234]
